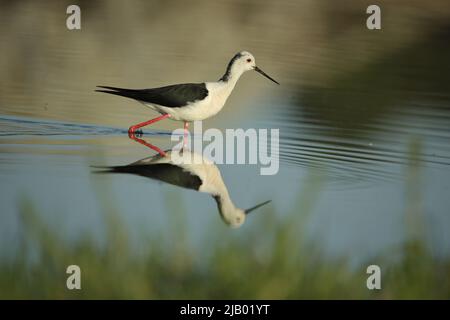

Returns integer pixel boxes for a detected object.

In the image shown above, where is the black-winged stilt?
[96,51,279,134]
[102,136,271,228]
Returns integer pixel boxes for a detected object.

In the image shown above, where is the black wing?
[95,83,208,108]
[102,163,203,191]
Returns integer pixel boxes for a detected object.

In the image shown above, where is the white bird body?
[134,150,237,219]
[134,149,228,196]
[142,80,237,122]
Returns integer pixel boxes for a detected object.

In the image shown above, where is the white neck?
[215,193,238,221]
[219,62,244,85]
[215,67,244,103]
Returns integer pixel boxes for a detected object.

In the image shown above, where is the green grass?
[2,201,448,299]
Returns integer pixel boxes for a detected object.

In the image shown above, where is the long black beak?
[245,200,272,215]
[254,66,280,85]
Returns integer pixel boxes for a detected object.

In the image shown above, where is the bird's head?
[234,51,257,72]
[226,208,247,228]
[223,51,280,85]
[215,196,272,228]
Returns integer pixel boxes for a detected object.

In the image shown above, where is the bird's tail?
[91,164,152,175]
[90,165,131,174]
[95,85,141,100]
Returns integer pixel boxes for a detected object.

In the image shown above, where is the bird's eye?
[246,59,252,63]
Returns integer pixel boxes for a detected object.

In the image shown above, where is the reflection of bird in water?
[100,135,271,228]
[95,51,279,135]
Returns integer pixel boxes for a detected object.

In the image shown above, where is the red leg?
[128,114,170,133]
[128,132,167,157]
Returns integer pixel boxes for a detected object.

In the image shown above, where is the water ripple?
[0,115,173,137]
[259,101,450,184]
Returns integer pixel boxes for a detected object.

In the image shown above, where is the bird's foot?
[128,126,143,135]
[128,131,143,139]
[128,126,137,134]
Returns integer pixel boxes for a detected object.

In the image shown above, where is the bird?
[95,51,279,135]
[97,141,271,228]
